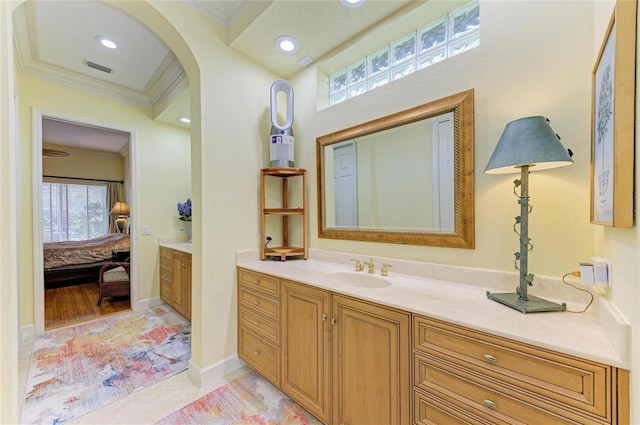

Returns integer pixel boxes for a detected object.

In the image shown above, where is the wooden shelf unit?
[260,167,308,261]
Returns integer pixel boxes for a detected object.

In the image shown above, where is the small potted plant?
[177,198,192,241]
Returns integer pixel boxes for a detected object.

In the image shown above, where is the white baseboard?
[187,355,246,387]
[20,324,35,341]
[137,296,164,311]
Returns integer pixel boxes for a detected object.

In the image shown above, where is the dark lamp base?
[486,291,567,314]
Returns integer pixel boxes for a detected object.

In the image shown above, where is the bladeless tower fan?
[269,80,295,168]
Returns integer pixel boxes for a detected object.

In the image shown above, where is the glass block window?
[329,0,479,105]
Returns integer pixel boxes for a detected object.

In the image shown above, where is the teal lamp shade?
[485,116,574,174]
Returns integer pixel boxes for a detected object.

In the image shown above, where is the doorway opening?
[33,110,138,332]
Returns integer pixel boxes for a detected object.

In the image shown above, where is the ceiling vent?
[84,60,113,74]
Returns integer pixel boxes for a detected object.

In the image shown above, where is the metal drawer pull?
[254,279,260,284]
[322,314,327,322]
[254,351,260,356]
[331,317,336,326]
[254,301,259,305]
[483,399,497,409]
[483,354,497,363]
[254,321,260,326]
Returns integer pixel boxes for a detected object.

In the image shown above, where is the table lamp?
[485,116,573,313]
[110,201,130,233]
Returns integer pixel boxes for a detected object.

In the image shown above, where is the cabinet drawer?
[238,326,280,386]
[414,389,509,425]
[239,306,279,343]
[160,268,172,282]
[159,247,173,261]
[238,286,279,321]
[413,316,610,420]
[239,269,279,297]
[415,353,597,425]
[160,257,172,271]
[160,282,171,303]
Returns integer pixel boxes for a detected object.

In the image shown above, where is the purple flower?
[177,198,192,221]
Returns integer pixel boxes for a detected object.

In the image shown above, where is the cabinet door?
[171,252,185,314]
[332,295,410,425]
[183,254,192,321]
[281,280,331,423]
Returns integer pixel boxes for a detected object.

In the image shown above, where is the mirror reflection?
[324,113,455,232]
[317,89,475,248]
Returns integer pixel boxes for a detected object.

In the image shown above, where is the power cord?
[562,271,594,313]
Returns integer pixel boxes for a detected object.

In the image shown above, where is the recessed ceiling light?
[275,36,299,54]
[178,116,191,123]
[95,35,118,49]
[340,0,365,8]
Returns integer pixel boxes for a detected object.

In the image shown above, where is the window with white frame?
[329,0,479,106]
[42,182,109,242]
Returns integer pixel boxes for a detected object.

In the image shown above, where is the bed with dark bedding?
[43,234,130,288]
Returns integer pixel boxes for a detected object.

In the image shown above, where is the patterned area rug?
[21,305,191,425]
[156,370,322,425]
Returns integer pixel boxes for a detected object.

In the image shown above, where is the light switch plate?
[142,225,151,235]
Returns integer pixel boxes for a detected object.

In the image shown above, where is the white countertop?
[237,249,629,369]
[159,241,192,254]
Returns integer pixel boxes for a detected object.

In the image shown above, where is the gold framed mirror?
[316,89,474,248]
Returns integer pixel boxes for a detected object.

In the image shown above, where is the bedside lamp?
[110,201,130,233]
[485,116,573,313]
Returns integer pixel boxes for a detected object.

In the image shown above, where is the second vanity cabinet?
[237,267,628,425]
[239,269,410,425]
[159,246,192,321]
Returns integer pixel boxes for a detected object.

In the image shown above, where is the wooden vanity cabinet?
[236,268,628,425]
[237,269,410,425]
[159,246,191,321]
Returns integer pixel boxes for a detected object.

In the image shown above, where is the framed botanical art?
[591,0,636,227]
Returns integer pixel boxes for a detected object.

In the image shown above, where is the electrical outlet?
[591,257,612,287]
[579,263,595,285]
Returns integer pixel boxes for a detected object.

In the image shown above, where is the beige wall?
[294,1,595,274]
[42,145,125,183]
[109,1,278,375]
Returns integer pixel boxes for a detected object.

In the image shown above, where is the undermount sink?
[322,271,392,288]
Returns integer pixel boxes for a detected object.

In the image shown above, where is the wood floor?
[45,282,130,330]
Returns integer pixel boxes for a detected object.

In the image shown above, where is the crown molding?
[146,53,187,107]
[183,0,252,28]
[12,1,185,111]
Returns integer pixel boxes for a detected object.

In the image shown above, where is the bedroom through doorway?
[36,113,136,331]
